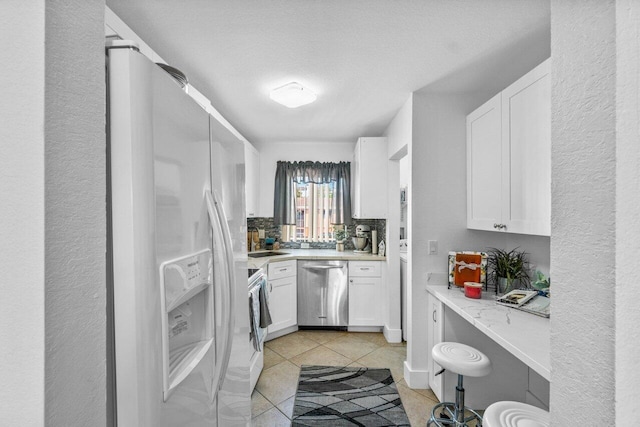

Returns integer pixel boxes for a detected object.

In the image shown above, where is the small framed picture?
[448,251,488,289]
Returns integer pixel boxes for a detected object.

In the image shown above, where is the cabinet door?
[348,276,383,326]
[267,275,297,334]
[352,144,361,219]
[244,141,260,217]
[427,295,444,401]
[501,59,551,236]
[467,94,503,231]
[353,137,388,219]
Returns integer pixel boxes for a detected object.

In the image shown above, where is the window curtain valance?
[274,161,352,226]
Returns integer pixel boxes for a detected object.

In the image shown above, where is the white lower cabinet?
[348,261,383,326]
[267,260,297,335]
[427,294,444,401]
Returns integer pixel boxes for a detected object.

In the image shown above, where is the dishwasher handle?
[302,265,344,270]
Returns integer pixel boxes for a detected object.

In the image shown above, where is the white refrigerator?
[107,43,250,426]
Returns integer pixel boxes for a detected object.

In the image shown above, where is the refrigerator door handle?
[205,190,236,398]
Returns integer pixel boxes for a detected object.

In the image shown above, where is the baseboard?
[383,326,402,343]
[265,325,298,341]
[347,326,383,333]
[403,361,429,389]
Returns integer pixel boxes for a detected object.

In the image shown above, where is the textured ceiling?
[107,0,550,144]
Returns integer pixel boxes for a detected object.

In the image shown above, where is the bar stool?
[483,401,549,427]
[427,342,492,427]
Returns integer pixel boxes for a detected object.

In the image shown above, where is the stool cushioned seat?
[483,401,549,427]
[432,342,492,377]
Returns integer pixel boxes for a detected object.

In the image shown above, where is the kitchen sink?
[247,251,290,258]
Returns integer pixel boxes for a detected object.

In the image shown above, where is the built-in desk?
[426,285,550,381]
[426,284,550,409]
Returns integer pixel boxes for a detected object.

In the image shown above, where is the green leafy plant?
[487,247,531,292]
[532,270,550,290]
[334,229,346,242]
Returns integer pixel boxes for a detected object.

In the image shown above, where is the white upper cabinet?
[352,137,388,219]
[467,94,503,231]
[501,60,551,236]
[467,59,551,236]
[244,141,260,217]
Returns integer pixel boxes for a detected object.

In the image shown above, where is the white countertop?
[246,249,386,269]
[426,284,550,381]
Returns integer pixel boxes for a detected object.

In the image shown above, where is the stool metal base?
[426,402,483,426]
[427,373,482,426]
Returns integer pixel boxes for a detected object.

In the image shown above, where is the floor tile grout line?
[326,346,378,361]
[251,389,275,419]
[256,331,436,425]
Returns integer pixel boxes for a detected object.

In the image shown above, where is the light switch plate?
[301,242,310,249]
[428,240,438,255]
[258,229,265,239]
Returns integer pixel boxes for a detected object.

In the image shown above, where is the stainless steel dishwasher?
[297,260,348,328]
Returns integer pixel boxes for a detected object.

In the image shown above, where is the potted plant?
[334,228,346,252]
[487,247,531,294]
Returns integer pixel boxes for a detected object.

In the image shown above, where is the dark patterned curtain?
[273,161,352,225]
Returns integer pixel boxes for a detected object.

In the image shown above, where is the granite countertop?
[426,284,550,381]
[246,248,386,269]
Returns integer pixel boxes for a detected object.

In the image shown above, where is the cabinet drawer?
[348,261,381,277]
[268,260,296,280]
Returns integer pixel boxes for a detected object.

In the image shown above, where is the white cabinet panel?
[267,275,297,334]
[467,94,502,230]
[427,294,444,401]
[267,260,297,335]
[267,259,296,281]
[348,261,383,326]
[348,261,382,277]
[349,277,383,326]
[352,137,388,219]
[466,59,551,236]
[244,141,260,218]
[501,62,551,236]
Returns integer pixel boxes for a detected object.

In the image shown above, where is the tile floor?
[251,330,441,426]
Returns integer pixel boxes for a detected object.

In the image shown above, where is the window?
[292,181,335,242]
[274,161,351,241]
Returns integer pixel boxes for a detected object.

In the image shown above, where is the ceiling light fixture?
[269,82,317,108]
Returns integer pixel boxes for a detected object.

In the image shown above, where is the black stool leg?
[455,374,465,424]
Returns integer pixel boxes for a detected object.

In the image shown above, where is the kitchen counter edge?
[246,249,386,269]
[425,284,550,382]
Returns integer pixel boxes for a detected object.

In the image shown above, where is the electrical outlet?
[301,242,310,249]
[258,229,265,239]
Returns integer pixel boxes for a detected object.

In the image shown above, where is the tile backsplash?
[247,217,386,251]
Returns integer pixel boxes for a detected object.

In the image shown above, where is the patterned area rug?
[291,365,411,426]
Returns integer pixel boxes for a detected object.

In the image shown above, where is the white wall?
[253,141,355,217]
[44,2,106,425]
[550,1,618,424]
[382,96,414,343]
[0,2,46,425]
[405,90,551,387]
[615,0,640,422]
[0,2,106,425]
[399,157,409,189]
[385,94,412,159]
